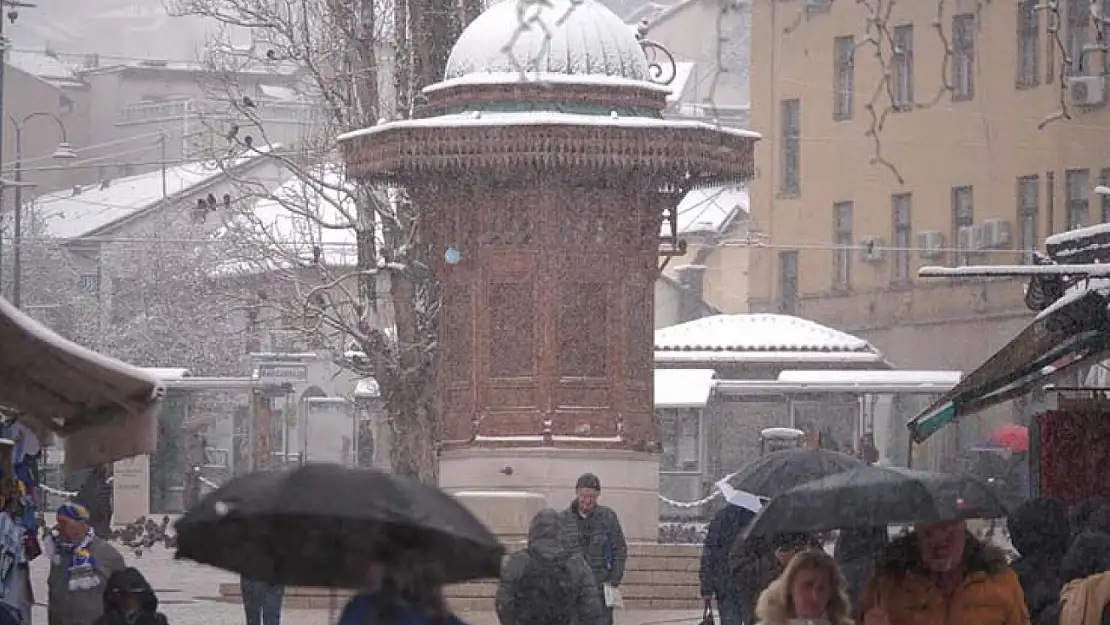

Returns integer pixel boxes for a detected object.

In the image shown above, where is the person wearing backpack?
[496,509,604,625]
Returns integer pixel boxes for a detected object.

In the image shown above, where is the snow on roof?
[6,50,84,87]
[354,378,381,399]
[654,368,715,407]
[655,314,880,355]
[1034,277,1110,321]
[671,185,748,235]
[1044,222,1110,247]
[35,163,226,239]
[777,369,962,386]
[424,71,671,95]
[444,0,651,83]
[140,368,192,380]
[338,111,761,142]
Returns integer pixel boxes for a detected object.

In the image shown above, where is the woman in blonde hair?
[755,550,854,625]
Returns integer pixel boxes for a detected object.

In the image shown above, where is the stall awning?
[0,296,164,469]
[908,290,1110,443]
[654,368,716,408]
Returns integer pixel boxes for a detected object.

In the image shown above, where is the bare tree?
[170,0,467,482]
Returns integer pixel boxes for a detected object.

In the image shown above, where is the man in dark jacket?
[700,505,755,625]
[1008,498,1071,625]
[497,509,604,625]
[559,473,627,625]
[75,467,113,538]
[93,567,168,625]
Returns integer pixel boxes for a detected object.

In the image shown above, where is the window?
[658,408,701,473]
[892,194,912,282]
[1017,0,1040,88]
[1067,0,1089,75]
[1101,169,1110,222]
[951,14,975,100]
[892,25,914,109]
[833,201,853,289]
[780,99,801,195]
[833,36,855,120]
[951,186,974,265]
[779,251,799,314]
[1066,169,1090,229]
[1017,176,1040,264]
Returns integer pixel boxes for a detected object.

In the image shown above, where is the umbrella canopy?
[985,424,1029,453]
[174,463,504,588]
[744,465,1008,537]
[0,296,164,469]
[728,448,864,498]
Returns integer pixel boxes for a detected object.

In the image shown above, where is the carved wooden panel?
[559,187,607,247]
[558,280,609,378]
[488,280,535,378]
[443,281,473,383]
[483,191,535,246]
[624,279,653,380]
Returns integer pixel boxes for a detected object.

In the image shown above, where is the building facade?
[747,1,1110,427]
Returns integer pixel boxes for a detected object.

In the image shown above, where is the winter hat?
[575,473,601,491]
[57,501,90,523]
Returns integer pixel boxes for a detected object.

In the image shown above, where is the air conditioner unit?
[917,231,945,259]
[979,218,1012,249]
[1067,75,1107,107]
[956,225,980,252]
[858,236,885,263]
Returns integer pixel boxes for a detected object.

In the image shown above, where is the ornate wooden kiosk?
[340,0,756,541]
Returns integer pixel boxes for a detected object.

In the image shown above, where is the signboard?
[112,454,150,525]
[255,362,309,384]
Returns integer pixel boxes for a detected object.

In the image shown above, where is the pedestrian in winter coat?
[1009,498,1072,624]
[92,567,168,625]
[1037,530,1110,625]
[559,473,627,625]
[834,526,888,614]
[47,502,126,625]
[1070,498,1109,540]
[730,532,817,625]
[496,509,603,625]
[699,505,756,625]
[859,519,1029,625]
[75,468,113,539]
[754,550,853,625]
[337,559,471,625]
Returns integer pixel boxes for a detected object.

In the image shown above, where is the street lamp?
[5,111,76,309]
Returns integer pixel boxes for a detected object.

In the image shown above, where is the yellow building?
[747,0,1110,384]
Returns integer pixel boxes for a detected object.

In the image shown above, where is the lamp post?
[7,112,77,308]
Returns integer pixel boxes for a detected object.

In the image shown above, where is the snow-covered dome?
[443,0,651,82]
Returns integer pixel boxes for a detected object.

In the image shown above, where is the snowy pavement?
[27,547,701,625]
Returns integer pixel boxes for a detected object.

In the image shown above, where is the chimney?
[674,264,707,322]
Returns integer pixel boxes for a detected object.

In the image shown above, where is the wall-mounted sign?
[255,362,309,384]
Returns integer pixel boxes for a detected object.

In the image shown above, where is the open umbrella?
[984,424,1029,453]
[728,448,863,498]
[174,464,504,588]
[744,465,1008,538]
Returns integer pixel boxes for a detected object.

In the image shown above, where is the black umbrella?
[174,463,504,588]
[744,465,1009,537]
[728,448,864,498]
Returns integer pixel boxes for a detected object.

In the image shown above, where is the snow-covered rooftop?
[443,0,651,83]
[1044,222,1110,247]
[672,185,748,235]
[654,368,715,408]
[424,71,670,95]
[655,314,884,364]
[35,163,225,239]
[339,111,760,142]
[6,50,84,87]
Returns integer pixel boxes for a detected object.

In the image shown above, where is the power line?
[0,128,174,170]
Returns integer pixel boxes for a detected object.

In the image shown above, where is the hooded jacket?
[1008,499,1071,623]
[699,505,755,599]
[496,510,604,625]
[92,568,167,625]
[859,531,1029,625]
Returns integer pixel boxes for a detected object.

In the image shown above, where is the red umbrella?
[987,424,1029,452]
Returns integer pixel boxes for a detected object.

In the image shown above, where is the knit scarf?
[55,530,99,592]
